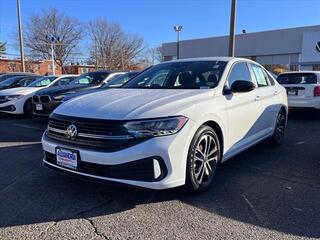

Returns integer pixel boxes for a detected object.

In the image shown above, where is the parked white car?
[277,71,320,109]
[42,57,288,193]
[0,75,77,115]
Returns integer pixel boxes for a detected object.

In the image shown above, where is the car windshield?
[69,72,110,85]
[27,76,57,87]
[101,72,139,89]
[51,76,77,86]
[277,73,318,84]
[19,76,41,87]
[0,76,25,87]
[122,61,227,89]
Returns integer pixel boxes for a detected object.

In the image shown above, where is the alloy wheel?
[193,134,218,185]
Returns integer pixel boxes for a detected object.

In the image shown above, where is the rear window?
[277,73,318,85]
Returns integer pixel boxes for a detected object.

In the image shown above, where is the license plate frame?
[36,103,43,111]
[56,147,79,170]
[287,90,297,96]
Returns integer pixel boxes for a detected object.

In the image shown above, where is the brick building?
[0,58,62,75]
[63,64,96,74]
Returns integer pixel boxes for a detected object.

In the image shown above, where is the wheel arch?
[201,120,224,157]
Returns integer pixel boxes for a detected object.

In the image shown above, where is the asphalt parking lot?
[0,110,319,240]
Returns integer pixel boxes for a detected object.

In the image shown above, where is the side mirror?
[230,80,255,93]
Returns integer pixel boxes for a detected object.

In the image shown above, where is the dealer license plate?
[36,103,43,111]
[56,148,78,170]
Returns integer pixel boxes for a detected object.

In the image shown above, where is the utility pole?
[228,0,237,57]
[46,35,60,75]
[17,0,25,72]
[50,42,55,75]
[174,25,182,59]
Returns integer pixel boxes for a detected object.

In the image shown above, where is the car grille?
[32,95,40,103]
[44,151,166,182]
[46,114,145,151]
[33,95,51,103]
[40,95,51,103]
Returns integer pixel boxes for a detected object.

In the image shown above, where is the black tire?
[23,99,33,117]
[270,108,286,146]
[185,125,221,193]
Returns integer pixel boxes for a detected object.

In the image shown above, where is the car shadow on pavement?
[0,110,319,238]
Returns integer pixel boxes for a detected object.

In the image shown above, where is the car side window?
[251,64,269,87]
[226,62,252,88]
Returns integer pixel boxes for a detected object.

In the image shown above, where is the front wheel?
[270,108,286,146]
[23,99,33,117]
[185,125,221,193]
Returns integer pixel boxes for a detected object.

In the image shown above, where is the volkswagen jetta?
[42,57,287,192]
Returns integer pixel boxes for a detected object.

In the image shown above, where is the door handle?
[273,90,278,95]
[254,96,261,101]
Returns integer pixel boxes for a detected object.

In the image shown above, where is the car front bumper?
[33,100,62,116]
[41,119,197,189]
[0,97,26,114]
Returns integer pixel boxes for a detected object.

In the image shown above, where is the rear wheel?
[185,125,221,193]
[23,99,33,117]
[270,108,286,146]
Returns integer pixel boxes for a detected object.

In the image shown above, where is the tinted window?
[102,72,139,89]
[227,62,252,88]
[0,74,25,82]
[70,72,110,85]
[277,73,318,85]
[52,76,77,86]
[28,76,57,87]
[123,61,227,89]
[251,64,269,87]
[19,76,40,87]
[0,76,26,86]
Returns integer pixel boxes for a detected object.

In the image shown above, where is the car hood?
[0,87,40,96]
[55,88,213,120]
[63,88,104,101]
[34,85,97,97]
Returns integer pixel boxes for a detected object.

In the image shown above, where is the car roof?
[278,71,320,75]
[0,72,39,75]
[166,57,237,63]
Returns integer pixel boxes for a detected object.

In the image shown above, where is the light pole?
[228,0,237,57]
[173,25,182,59]
[46,35,60,75]
[17,0,25,72]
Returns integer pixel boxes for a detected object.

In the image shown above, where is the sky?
[1,0,320,58]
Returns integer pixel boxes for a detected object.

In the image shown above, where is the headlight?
[5,95,23,101]
[124,116,188,138]
[53,95,66,101]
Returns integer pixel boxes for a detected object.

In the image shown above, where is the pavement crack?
[84,218,109,240]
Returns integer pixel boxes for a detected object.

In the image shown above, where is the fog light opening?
[153,159,161,179]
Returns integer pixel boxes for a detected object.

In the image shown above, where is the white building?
[161,25,320,73]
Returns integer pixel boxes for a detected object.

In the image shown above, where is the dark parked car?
[32,70,125,116]
[0,72,38,82]
[62,71,140,102]
[0,75,41,90]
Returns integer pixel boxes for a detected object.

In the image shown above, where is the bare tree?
[148,46,163,65]
[88,18,145,70]
[24,8,83,72]
[0,42,6,57]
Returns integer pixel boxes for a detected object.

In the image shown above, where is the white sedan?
[42,57,287,193]
[277,71,320,109]
[0,75,77,115]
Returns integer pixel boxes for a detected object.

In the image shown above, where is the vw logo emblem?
[316,42,320,53]
[66,124,78,141]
